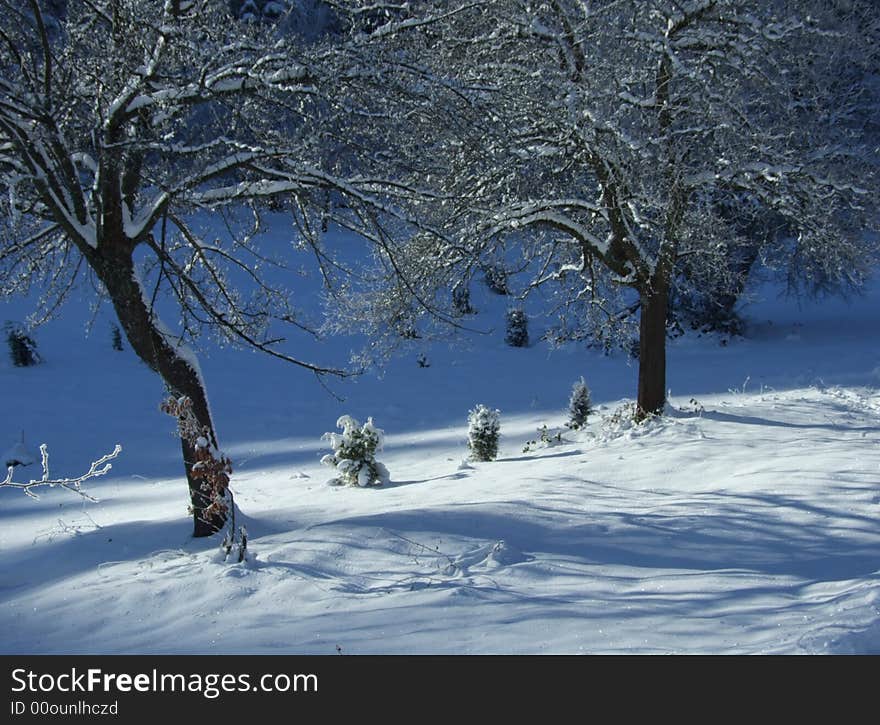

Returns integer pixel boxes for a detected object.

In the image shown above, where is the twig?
[1,444,122,501]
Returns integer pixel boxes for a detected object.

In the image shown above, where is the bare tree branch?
[1,444,122,501]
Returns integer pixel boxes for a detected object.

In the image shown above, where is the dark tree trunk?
[94,249,226,537]
[637,280,669,420]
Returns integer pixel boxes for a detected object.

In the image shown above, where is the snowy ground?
[1,261,879,654]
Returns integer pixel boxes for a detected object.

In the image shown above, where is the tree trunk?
[637,280,669,420]
[94,251,227,537]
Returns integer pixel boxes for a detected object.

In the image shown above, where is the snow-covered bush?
[599,401,665,441]
[321,415,389,487]
[467,404,500,462]
[567,377,593,430]
[505,308,529,347]
[5,322,41,367]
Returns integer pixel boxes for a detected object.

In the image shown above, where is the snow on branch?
[1,443,122,501]
[483,205,610,258]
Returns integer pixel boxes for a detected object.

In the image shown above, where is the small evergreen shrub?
[567,377,593,430]
[522,425,563,453]
[467,404,500,462]
[321,415,390,487]
[505,308,529,347]
[5,322,41,367]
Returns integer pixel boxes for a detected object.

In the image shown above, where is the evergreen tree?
[467,404,500,462]
[567,377,592,430]
[321,415,390,487]
[505,309,529,348]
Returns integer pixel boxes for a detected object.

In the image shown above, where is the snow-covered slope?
[1,252,878,654]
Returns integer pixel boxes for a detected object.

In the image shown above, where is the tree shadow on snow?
[498,449,584,464]
[0,516,220,599]
[304,484,880,586]
[699,409,879,433]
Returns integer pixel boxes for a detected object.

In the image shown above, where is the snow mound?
[3,435,36,467]
[797,580,880,654]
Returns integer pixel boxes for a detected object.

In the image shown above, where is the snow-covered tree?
[343,0,878,419]
[567,378,592,431]
[321,414,389,486]
[0,1,430,535]
[467,404,500,462]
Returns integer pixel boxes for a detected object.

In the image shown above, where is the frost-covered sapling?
[321,415,390,487]
[467,404,500,461]
[505,308,529,347]
[567,377,593,430]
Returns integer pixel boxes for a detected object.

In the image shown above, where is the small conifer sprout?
[467,404,501,462]
[568,377,593,430]
[321,415,390,487]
